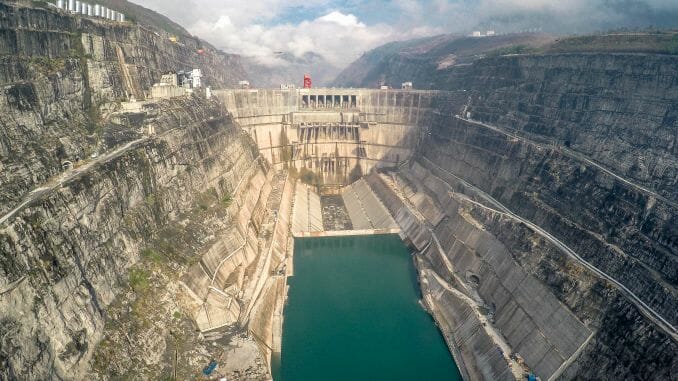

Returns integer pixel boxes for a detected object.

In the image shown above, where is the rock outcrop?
[0,2,259,379]
[358,47,677,380]
[0,94,261,378]
[0,0,246,217]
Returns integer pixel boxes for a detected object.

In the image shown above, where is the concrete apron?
[293,228,401,237]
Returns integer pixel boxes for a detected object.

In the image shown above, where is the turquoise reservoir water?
[273,234,462,381]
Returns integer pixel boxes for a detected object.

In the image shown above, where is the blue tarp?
[203,360,218,376]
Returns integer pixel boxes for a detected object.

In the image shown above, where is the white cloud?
[317,11,365,28]
[131,0,446,68]
[188,10,410,68]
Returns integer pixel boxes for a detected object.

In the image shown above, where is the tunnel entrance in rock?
[467,273,481,287]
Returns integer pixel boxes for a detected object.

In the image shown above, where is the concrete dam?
[215,88,435,185]
[1,2,676,380]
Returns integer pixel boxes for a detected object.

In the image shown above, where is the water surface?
[274,234,462,380]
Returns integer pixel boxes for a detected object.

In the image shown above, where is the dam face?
[215,88,437,186]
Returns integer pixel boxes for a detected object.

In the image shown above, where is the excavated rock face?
[437,53,677,199]
[0,2,255,379]
[410,52,677,379]
[0,1,247,217]
[428,53,677,318]
[0,96,259,379]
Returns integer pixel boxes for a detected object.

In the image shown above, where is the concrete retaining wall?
[249,173,295,368]
[291,182,322,234]
[182,157,269,332]
[424,270,513,381]
[342,183,372,230]
[364,172,431,250]
[294,228,401,237]
[366,167,593,380]
[342,178,398,230]
[433,209,591,379]
[150,85,186,99]
[292,183,309,233]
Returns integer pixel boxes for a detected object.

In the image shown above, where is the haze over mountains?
[123,0,678,87]
[245,52,339,88]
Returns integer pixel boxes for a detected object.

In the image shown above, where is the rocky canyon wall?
[0,95,263,379]
[436,53,677,200]
[0,2,272,379]
[426,53,677,326]
[363,51,677,380]
[2,2,677,378]
[0,1,246,217]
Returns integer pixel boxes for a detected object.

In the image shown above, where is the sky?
[133,0,678,68]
